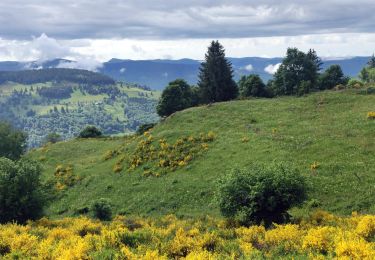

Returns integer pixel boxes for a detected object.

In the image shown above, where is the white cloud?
[244,64,253,71]
[120,68,126,73]
[264,63,281,74]
[29,33,72,61]
[1,33,375,63]
[57,59,102,71]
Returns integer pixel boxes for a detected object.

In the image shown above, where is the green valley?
[0,69,160,147]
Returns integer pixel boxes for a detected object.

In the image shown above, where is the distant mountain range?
[0,56,370,89]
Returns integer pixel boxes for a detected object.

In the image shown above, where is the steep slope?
[28,90,375,218]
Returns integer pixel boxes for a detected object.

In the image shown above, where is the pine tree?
[198,41,238,103]
[367,54,375,68]
[307,49,323,72]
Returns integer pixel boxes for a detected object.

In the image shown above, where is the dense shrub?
[156,79,196,117]
[359,67,375,83]
[347,78,364,88]
[238,74,268,98]
[0,121,27,160]
[78,126,103,138]
[217,163,307,226]
[43,132,62,144]
[297,80,313,96]
[92,198,112,221]
[136,123,156,135]
[0,158,43,223]
[318,65,349,90]
[38,86,73,99]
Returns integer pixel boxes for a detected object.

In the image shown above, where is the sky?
[0,0,375,66]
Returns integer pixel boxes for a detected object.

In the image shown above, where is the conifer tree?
[198,41,238,103]
[367,54,375,68]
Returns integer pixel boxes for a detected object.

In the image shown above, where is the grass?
[28,89,375,219]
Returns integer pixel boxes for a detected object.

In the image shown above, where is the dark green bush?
[156,79,196,117]
[43,132,62,144]
[79,126,102,138]
[217,162,307,226]
[318,65,348,90]
[297,80,312,96]
[0,158,44,223]
[92,198,112,220]
[136,123,156,135]
[238,74,268,98]
[0,121,27,160]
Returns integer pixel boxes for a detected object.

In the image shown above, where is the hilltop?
[28,89,375,218]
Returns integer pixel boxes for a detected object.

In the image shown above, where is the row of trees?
[0,68,115,86]
[157,41,237,116]
[157,41,353,117]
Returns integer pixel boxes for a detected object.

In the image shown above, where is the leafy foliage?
[78,126,103,138]
[238,74,269,98]
[217,163,307,226]
[92,198,112,221]
[319,65,349,90]
[38,85,73,99]
[0,121,27,160]
[43,132,62,144]
[198,41,238,103]
[271,48,320,96]
[156,79,196,117]
[0,158,43,223]
[136,123,156,135]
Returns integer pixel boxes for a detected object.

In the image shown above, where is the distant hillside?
[100,57,370,89]
[28,90,375,218]
[0,57,370,89]
[0,69,159,147]
[0,68,115,85]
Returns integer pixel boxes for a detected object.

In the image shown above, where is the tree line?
[0,68,115,86]
[157,41,366,117]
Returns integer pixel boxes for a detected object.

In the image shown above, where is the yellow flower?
[367,111,375,120]
[355,215,375,240]
[302,226,337,253]
[310,161,320,170]
[241,136,250,143]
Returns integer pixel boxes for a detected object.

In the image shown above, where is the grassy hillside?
[28,90,375,219]
[0,81,160,147]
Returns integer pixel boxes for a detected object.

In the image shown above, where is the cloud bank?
[0,1,374,61]
[0,1,375,40]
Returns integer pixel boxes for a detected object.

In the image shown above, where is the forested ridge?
[0,68,115,85]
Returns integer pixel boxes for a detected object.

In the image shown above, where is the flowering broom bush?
[117,131,217,177]
[0,211,373,259]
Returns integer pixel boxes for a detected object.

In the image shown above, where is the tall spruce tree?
[198,41,238,103]
[367,54,375,68]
